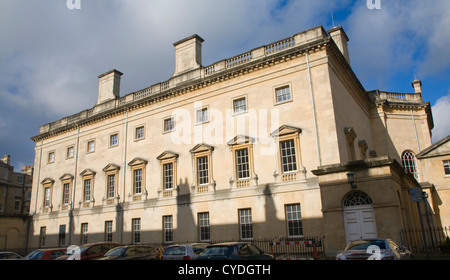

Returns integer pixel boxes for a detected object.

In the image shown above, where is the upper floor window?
[110,133,119,147]
[135,126,145,141]
[87,140,95,153]
[228,136,255,187]
[128,158,148,197]
[196,107,209,124]
[402,150,419,180]
[233,96,247,114]
[157,151,178,196]
[67,146,74,159]
[275,85,292,104]
[443,160,450,176]
[48,152,55,163]
[163,117,175,133]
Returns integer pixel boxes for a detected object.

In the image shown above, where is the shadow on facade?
[26,184,324,255]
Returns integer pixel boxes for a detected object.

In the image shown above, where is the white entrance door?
[344,205,377,243]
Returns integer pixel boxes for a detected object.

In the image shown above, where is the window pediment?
[270,125,302,137]
[157,151,179,161]
[103,163,121,172]
[79,169,96,177]
[190,143,215,154]
[41,177,55,185]
[128,158,148,167]
[227,135,255,146]
[59,173,74,181]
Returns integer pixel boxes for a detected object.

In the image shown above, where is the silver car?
[161,243,208,260]
[336,239,413,260]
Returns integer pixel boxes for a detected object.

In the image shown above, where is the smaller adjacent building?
[0,155,33,255]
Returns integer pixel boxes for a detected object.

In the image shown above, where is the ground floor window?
[163,216,173,243]
[239,208,253,240]
[285,204,303,237]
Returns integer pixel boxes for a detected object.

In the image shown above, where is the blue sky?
[0,0,449,170]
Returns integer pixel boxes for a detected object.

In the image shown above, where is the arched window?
[401,150,419,180]
[343,191,373,207]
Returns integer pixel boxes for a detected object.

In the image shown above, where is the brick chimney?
[97,69,123,105]
[328,26,350,65]
[172,34,204,77]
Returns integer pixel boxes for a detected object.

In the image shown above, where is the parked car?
[161,243,208,260]
[97,244,160,260]
[0,252,23,260]
[23,248,67,260]
[336,239,413,260]
[56,242,121,260]
[197,242,274,260]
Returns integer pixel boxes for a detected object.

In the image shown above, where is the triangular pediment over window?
[227,135,255,146]
[270,125,302,137]
[59,173,74,181]
[41,177,55,185]
[128,158,148,167]
[190,143,215,154]
[103,163,121,172]
[79,169,96,177]
[157,151,179,161]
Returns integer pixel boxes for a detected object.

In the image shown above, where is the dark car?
[23,248,67,260]
[56,242,121,260]
[336,239,413,260]
[0,251,23,260]
[197,242,274,260]
[97,244,160,260]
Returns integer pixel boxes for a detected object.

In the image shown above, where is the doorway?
[343,191,377,244]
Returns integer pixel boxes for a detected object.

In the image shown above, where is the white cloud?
[432,91,450,143]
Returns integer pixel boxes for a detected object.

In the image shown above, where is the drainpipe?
[306,52,322,166]
[68,126,80,245]
[118,111,129,243]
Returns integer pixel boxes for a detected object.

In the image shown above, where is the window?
[110,133,118,147]
[105,221,113,242]
[444,160,450,176]
[233,97,247,114]
[228,136,255,187]
[402,151,419,180]
[163,117,175,133]
[163,163,174,190]
[239,209,253,240]
[197,156,209,185]
[198,212,210,241]
[44,187,51,208]
[81,223,88,244]
[196,107,209,124]
[275,86,291,104]
[163,216,173,243]
[87,140,95,153]
[59,225,66,246]
[128,158,148,198]
[40,227,46,247]
[135,126,145,140]
[280,139,297,173]
[107,174,115,199]
[285,204,303,237]
[62,183,70,205]
[48,152,55,163]
[134,169,142,194]
[14,200,20,212]
[67,146,74,159]
[83,179,91,202]
[343,191,373,207]
[132,218,141,244]
[236,148,250,179]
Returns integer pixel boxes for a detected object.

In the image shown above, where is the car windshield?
[202,246,229,256]
[164,246,186,256]
[347,240,387,250]
[104,247,126,257]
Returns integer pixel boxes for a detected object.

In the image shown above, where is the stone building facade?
[0,155,33,254]
[29,25,440,255]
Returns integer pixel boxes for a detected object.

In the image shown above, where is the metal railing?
[400,226,450,254]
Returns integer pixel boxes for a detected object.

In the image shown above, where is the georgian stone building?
[29,25,441,255]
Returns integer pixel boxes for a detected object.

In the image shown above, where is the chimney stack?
[411,79,422,94]
[172,34,204,77]
[97,69,123,105]
[328,26,350,65]
[1,155,11,165]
